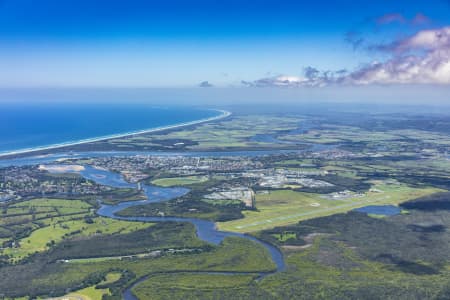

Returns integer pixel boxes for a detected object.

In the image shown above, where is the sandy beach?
[0,109,231,158]
[39,164,85,172]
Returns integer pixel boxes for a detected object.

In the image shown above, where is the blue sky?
[0,0,450,87]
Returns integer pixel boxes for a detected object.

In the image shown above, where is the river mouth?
[0,147,337,167]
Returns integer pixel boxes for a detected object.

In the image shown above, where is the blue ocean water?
[0,103,219,154]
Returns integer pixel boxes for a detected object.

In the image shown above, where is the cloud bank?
[349,26,450,85]
[199,81,214,87]
[244,26,450,87]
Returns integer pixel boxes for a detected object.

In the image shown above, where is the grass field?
[218,182,441,232]
[14,198,92,209]
[53,272,121,300]
[151,175,208,187]
[5,216,153,262]
[278,124,402,144]
[96,115,303,151]
[2,198,153,262]
[63,286,109,300]
[164,115,301,149]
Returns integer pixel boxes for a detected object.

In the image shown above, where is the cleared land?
[151,175,208,187]
[218,182,441,232]
[1,112,449,299]
[1,198,152,262]
[78,115,304,152]
[50,272,121,300]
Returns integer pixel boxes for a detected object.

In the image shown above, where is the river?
[0,144,342,298]
[0,142,337,168]
[48,165,286,299]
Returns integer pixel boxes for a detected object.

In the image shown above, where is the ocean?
[0,103,220,155]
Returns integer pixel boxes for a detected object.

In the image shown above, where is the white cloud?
[394,26,450,51]
[244,26,450,87]
[348,27,450,84]
[242,75,307,87]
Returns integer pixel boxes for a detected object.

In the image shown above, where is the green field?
[5,216,153,262]
[54,272,121,300]
[278,124,403,144]
[161,115,301,149]
[1,198,153,262]
[151,175,208,187]
[218,182,441,232]
[14,198,92,209]
[86,115,305,151]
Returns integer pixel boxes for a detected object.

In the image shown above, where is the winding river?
[0,145,341,298]
[57,165,285,299]
[0,120,341,298]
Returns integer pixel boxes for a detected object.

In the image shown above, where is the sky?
[0,0,450,90]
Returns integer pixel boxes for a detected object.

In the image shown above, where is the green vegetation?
[252,196,450,299]
[0,198,92,263]
[45,222,207,261]
[201,198,243,206]
[118,198,245,222]
[218,183,440,232]
[133,273,257,300]
[165,115,300,150]
[132,194,450,300]
[254,236,450,299]
[59,272,122,300]
[0,198,152,263]
[68,115,304,152]
[1,112,450,299]
[4,217,152,262]
[0,237,275,298]
[118,178,248,222]
[272,231,297,242]
[99,188,147,205]
[151,175,208,187]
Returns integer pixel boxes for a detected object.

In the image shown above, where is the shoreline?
[0,109,231,159]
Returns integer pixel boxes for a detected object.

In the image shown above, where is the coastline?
[0,109,231,159]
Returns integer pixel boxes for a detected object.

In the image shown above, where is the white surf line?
[0,109,231,158]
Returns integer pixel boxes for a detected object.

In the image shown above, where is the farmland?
[0,197,154,263]
[0,111,449,299]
